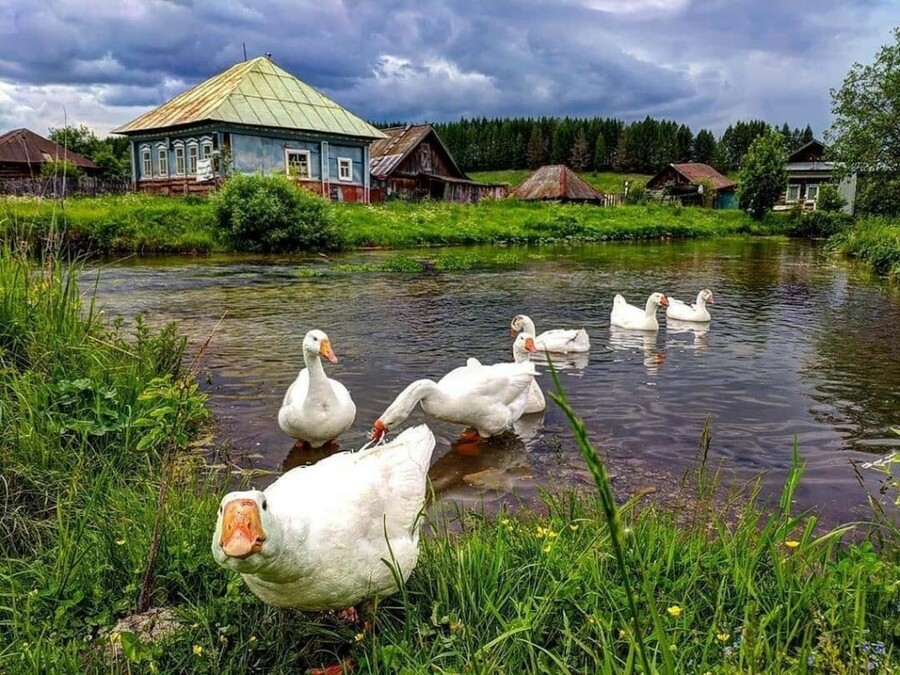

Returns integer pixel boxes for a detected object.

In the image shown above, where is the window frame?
[337,157,353,182]
[805,184,819,201]
[285,148,312,179]
[785,184,801,203]
[141,146,152,178]
[156,145,168,177]
[200,137,213,160]
[187,141,199,175]
[173,142,186,176]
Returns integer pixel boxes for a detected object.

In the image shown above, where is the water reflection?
[90,239,900,521]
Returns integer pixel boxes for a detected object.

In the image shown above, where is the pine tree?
[692,129,717,164]
[593,133,607,171]
[570,128,591,171]
[526,126,546,169]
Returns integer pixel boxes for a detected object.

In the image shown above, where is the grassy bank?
[1,245,898,673]
[2,192,785,256]
[830,216,900,279]
[469,170,653,194]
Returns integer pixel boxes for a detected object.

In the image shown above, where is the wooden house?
[776,140,856,214]
[112,56,385,202]
[646,163,736,208]
[0,128,99,181]
[369,124,508,203]
[512,165,608,204]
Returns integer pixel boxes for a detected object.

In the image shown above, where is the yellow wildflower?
[192,644,203,656]
[666,605,683,618]
[569,524,579,531]
[115,539,126,546]
[547,530,558,539]
[249,635,258,643]
[618,629,627,639]
[717,632,730,643]
[542,544,552,553]
[354,633,365,642]
[785,540,800,549]
[587,616,595,624]
[500,518,510,526]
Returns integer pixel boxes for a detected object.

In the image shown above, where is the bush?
[212,174,344,253]
[39,159,84,179]
[816,183,846,213]
[855,176,900,216]
[795,210,854,237]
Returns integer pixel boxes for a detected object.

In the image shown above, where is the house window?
[805,184,819,201]
[200,139,213,160]
[174,144,185,175]
[157,146,168,177]
[337,157,352,182]
[786,184,801,203]
[285,149,311,179]
[187,142,199,175]
[141,147,152,177]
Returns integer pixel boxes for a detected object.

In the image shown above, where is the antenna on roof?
[265,52,272,60]
[242,42,247,61]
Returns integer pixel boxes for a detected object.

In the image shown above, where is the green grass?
[1,237,898,673]
[469,170,653,194]
[829,216,900,278]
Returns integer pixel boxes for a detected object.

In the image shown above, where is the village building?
[777,139,857,214]
[645,162,736,209]
[112,56,384,202]
[368,124,508,203]
[512,165,608,203]
[0,128,99,182]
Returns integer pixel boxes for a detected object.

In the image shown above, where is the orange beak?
[220,499,267,559]
[659,295,669,307]
[319,339,338,364]
[708,293,714,304]
[524,337,538,353]
[370,419,387,442]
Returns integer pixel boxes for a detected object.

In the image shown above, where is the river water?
[89,238,900,522]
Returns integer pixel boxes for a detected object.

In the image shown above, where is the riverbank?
[1,247,897,673]
[2,193,788,255]
[830,216,900,279]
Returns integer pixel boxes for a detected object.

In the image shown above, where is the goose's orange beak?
[220,499,267,559]
[659,295,669,307]
[524,337,538,353]
[319,339,338,364]
[370,419,387,442]
[708,293,715,304]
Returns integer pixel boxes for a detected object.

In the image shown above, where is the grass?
[829,216,900,278]
[1,236,898,673]
[468,170,653,194]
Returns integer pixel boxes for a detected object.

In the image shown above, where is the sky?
[1,0,898,139]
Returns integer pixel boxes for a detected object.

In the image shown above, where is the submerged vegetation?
[0,239,898,673]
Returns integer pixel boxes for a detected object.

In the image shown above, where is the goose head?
[513,331,538,361]
[698,289,714,304]
[509,314,533,337]
[212,489,284,573]
[303,329,337,363]
[648,292,669,309]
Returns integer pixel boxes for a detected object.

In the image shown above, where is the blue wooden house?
[112,56,385,202]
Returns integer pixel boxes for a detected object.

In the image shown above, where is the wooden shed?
[112,56,384,202]
[646,163,736,208]
[512,165,607,203]
[0,128,99,181]
[369,124,507,203]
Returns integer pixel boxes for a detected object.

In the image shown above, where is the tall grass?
[829,216,900,278]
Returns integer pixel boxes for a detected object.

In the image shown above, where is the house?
[777,140,856,214]
[512,165,608,203]
[369,124,508,203]
[0,128,99,181]
[112,56,385,202]
[646,163,736,208]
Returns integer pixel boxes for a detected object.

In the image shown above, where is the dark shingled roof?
[657,163,735,191]
[512,165,606,202]
[0,128,98,169]
[369,124,467,180]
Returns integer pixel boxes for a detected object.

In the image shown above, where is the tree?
[526,126,546,169]
[827,27,900,180]
[692,129,717,164]
[48,124,99,158]
[737,130,788,219]
[569,128,591,171]
[593,133,607,172]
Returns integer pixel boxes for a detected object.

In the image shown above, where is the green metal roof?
[112,57,385,140]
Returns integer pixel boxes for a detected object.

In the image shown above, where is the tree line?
[423,117,815,175]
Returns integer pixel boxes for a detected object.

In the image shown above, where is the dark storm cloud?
[0,0,897,135]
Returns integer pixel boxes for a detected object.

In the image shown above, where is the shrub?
[212,174,343,252]
[39,159,84,179]
[855,176,900,216]
[816,183,846,213]
[795,210,854,237]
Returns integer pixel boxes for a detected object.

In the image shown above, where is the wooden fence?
[0,176,130,198]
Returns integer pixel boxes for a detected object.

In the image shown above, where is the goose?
[212,424,436,611]
[609,292,669,331]
[370,359,536,443]
[666,289,714,323]
[510,314,590,353]
[468,332,545,414]
[277,330,356,449]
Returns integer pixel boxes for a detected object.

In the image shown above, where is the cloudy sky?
[1,0,897,139]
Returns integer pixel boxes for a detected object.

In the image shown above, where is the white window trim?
[156,145,168,177]
[187,141,199,175]
[805,184,819,201]
[337,157,353,182]
[140,146,152,178]
[285,148,311,179]
[786,184,801,203]
[173,142,186,176]
[200,138,213,160]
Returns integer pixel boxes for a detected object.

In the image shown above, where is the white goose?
[468,332,545,414]
[277,330,356,449]
[666,289,714,323]
[371,359,536,442]
[510,314,590,353]
[609,292,669,331]
[212,425,436,610]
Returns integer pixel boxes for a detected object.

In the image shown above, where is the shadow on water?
[90,239,900,523]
